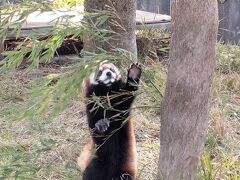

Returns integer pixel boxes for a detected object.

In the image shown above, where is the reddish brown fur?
[78,117,137,178]
[78,63,141,179]
[121,118,137,178]
[78,138,96,172]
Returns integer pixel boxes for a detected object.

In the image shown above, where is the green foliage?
[199,150,240,180]
[137,29,170,63]
[0,134,82,179]
[217,44,240,74]
[0,1,239,179]
[0,2,166,179]
[0,144,42,179]
[0,1,85,73]
[0,1,53,41]
[53,0,84,8]
[198,43,240,180]
[0,0,133,121]
[139,63,166,107]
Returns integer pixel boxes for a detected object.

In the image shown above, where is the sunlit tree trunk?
[84,0,137,60]
[159,0,218,179]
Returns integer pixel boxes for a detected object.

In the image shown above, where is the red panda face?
[94,63,121,86]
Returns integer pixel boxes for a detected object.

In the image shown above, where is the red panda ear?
[85,79,92,88]
[117,76,122,81]
[78,138,96,172]
[84,72,98,91]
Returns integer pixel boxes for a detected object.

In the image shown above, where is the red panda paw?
[127,63,142,81]
[95,118,110,133]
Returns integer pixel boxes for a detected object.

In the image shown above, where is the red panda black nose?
[106,71,112,77]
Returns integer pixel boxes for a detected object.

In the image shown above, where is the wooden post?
[218,0,240,43]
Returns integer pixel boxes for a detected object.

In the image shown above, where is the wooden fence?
[219,0,240,43]
[138,0,240,43]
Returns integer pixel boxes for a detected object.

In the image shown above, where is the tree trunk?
[0,41,3,60]
[84,0,137,60]
[0,7,4,61]
[159,1,218,180]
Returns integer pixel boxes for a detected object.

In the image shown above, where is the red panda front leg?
[126,63,142,91]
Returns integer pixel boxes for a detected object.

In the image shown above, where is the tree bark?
[0,41,3,60]
[84,0,137,60]
[0,7,4,61]
[159,1,218,180]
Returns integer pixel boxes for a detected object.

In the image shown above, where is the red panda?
[78,62,142,180]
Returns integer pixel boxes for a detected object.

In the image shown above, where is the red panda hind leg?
[77,138,96,173]
[121,118,137,179]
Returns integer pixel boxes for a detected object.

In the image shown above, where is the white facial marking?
[99,63,121,85]
[88,63,121,86]
[98,68,117,85]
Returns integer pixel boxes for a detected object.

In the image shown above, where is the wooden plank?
[21,6,84,29]
[136,22,170,31]
[6,8,171,38]
[19,9,170,29]
[136,10,171,24]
